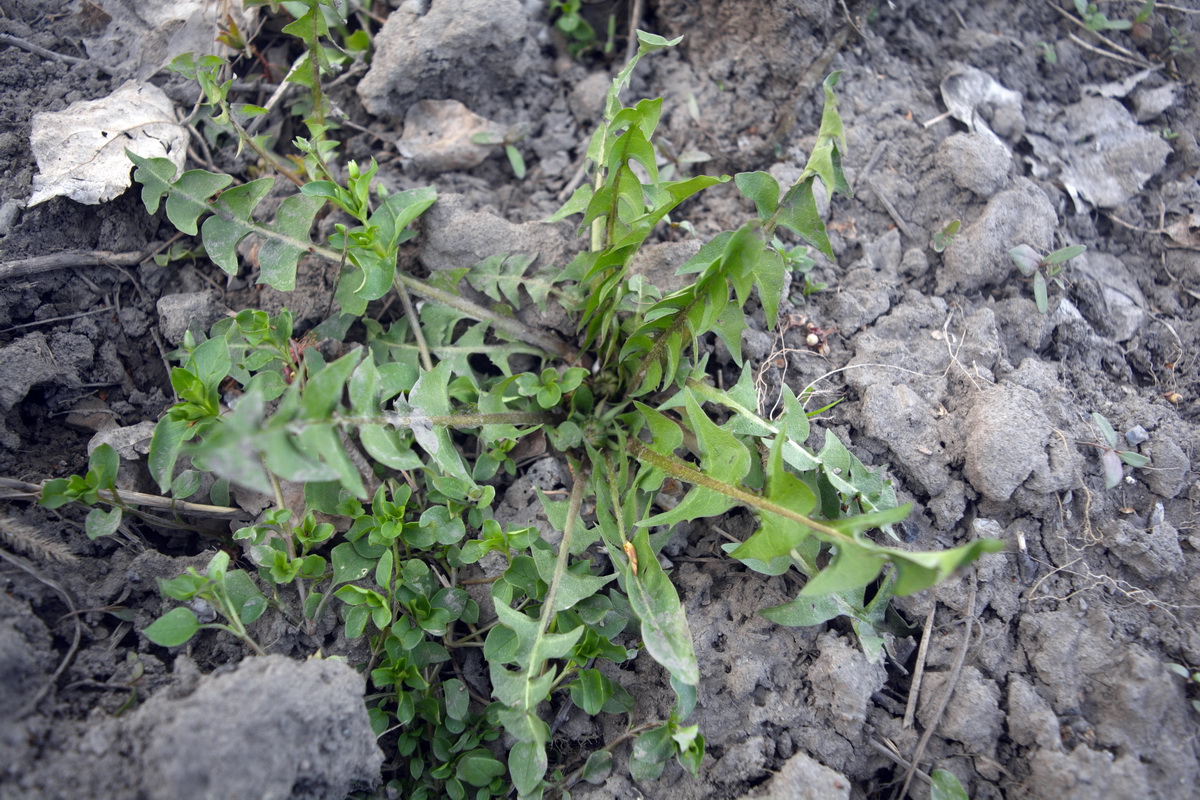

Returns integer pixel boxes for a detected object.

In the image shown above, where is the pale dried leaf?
[29,81,186,207]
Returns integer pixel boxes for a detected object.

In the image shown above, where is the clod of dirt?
[14,655,383,800]
[1070,252,1147,343]
[1109,515,1185,581]
[917,666,1003,774]
[155,290,231,345]
[938,178,1057,294]
[0,594,53,721]
[397,99,500,172]
[1006,675,1062,751]
[857,382,948,498]
[735,749,850,800]
[962,382,1053,502]
[418,193,577,334]
[357,0,541,119]
[1141,434,1189,499]
[1027,96,1173,211]
[807,632,886,740]
[1024,747,1151,800]
[936,132,1011,198]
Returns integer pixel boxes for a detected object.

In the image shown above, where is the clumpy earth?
[2,1,1199,798]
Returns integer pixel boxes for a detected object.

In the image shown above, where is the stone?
[155,290,230,345]
[357,0,538,118]
[938,178,1057,294]
[937,131,1012,198]
[962,382,1053,501]
[396,100,498,172]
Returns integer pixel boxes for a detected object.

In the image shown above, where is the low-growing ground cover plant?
[35,4,1001,797]
[1008,242,1086,314]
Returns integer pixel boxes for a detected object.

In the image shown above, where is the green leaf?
[144,607,200,647]
[1033,270,1048,314]
[456,749,506,788]
[735,171,780,219]
[508,740,546,797]
[406,362,474,484]
[331,541,374,585]
[1091,412,1119,449]
[569,668,614,715]
[777,179,833,260]
[1118,451,1150,468]
[88,443,119,489]
[85,506,122,539]
[506,145,527,179]
[582,750,613,784]
[224,569,267,623]
[1008,244,1040,276]
[931,769,971,800]
[625,528,699,686]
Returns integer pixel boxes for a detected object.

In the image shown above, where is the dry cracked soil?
[2,1,1200,799]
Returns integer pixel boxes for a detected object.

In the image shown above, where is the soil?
[2,1,1200,799]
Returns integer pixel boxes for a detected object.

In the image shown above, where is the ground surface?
[1,1,1199,799]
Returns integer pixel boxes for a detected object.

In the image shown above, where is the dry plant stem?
[1,546,83,719]
[1067,31,1158,68]
[0,250,145,282]
[0,33,121,77]
[0,477,249,520]
[392,276,433,371]
[389,269,581,362]
[627,440,851,543]
[1046,0,1156,64]
[903,603,937,730]
[539,467,590,646]
[896,578,977,800]
[869,738,932,786]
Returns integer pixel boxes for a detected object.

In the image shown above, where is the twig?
[394,277,433,372]
[903,604,936,729]
[865,176,917,240]
[1045,0,1154,65]
[896,578,977,800]
[0,32,120,77]
[0,250,145,282]
[0,305,113,334]
[1067,31,1157,68]
[869,739,933,785]
[625,0,646,63]
[1,546,83,719]
[0,477,250,520]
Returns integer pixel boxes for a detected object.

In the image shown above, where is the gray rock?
[937,131,1011,198]
[1142,433,1188,498]
[397,99,498,172]
[31,655,383,800]
[1125,425,1149,445]
[1006,674,1061,750]
[938,178,1057,294]
[1133,83,1179,122]
[918,666,1003,759]
[88,421,156,461]
[857,382,948,497]
[1059,97,1173,209]
[357,0,539,118]
[1110,515,1184,581]
[156,290,231,345]
[962,382,1052,501]
[807,632,886,740]
[0,333,55,411]
[1072,252,1147,342]
[737,750,850,800]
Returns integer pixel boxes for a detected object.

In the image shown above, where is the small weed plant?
[1086,412,1150,489]
[39,4,1000,796]
[1008,242,1086,314]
